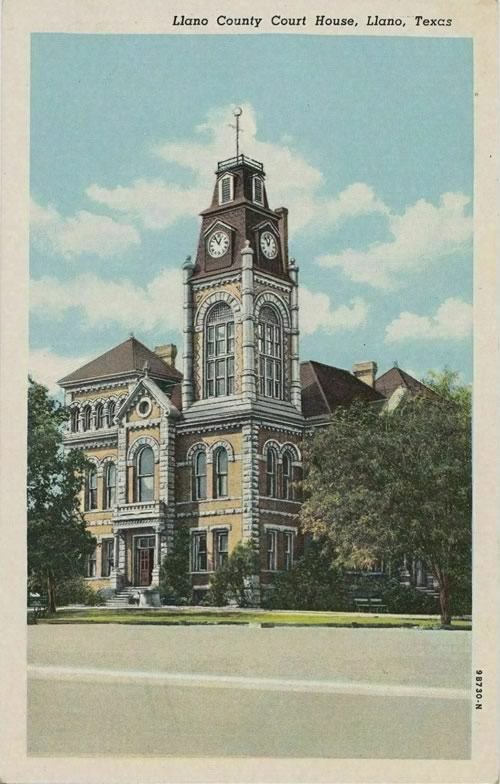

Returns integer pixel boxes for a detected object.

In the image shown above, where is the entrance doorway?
[134,536,154,586]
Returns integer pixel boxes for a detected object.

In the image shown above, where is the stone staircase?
[105,586,139,608]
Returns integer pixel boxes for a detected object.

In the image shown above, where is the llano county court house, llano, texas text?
[172,15,453,28]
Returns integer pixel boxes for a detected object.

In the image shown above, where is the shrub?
[263,540,351,611]
[159,527,192,605]
[55,576,105,607]
[206,541,259,607]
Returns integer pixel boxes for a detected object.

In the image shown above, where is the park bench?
[28,594,48,619]
[354,597,387,613]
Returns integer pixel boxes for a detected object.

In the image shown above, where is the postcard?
[0,0,498,782]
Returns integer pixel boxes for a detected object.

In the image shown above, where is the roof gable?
[115,375,181,422]
[375,367,438,399]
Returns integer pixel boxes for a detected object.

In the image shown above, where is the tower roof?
[58,337,182,387]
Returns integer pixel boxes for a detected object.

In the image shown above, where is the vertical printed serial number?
[475,670,483,709]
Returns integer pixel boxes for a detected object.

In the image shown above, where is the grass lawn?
[40,609,471,630]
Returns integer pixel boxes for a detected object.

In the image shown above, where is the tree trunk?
[438,576,451,626]
[47,572,57,614]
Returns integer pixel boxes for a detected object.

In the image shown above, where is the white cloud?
[29,348,91,394]
[385,297,473,343]
[31,198,140,259]
[30,268,184,333]
[300,287,368,336]
[86,104,388,238]
[317,192,472,290]
[86,180,206,231]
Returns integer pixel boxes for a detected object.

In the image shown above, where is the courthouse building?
[59,153,430,602]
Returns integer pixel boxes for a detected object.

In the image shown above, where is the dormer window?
[218,174,234,205]
[253,176,264,205]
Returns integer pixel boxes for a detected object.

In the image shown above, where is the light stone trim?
[194,290,242,332]
[177,507,242,519]
[116,425,127,506]
[191,273,240,292]
[185,442,208,464]
[189,524,232,532]
[254,273,293,293]
[176,496,241,507]
[254,291,291,332]
[126,435,160,466]
[260,508,300,518]
[263,523,297,532]
[125,418,162,430]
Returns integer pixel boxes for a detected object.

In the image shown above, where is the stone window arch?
[127,436,160,466]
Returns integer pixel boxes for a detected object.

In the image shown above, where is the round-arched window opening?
[136,397,152,418]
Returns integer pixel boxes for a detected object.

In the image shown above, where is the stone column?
[110,530,122,590]
[289,258,302,411]
[150,528,162,593]
[182,257,195,409]
[241,240,256,401]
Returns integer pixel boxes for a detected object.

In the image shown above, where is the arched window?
[82,405,92,432]
[282,451,293,500]
[104,462,116,509]
[136,446,154,502]
[266,448,278,498]
[214,447,228,499]
[86,467,98,511]
[107,401,116,427]
[193,451,207,501]
[258,306,282,399]
[95,403,104,429]
[70,407,79,433]
[205,303,235,398]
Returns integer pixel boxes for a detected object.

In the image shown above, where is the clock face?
[260,231,278,260]
[207,230,230,258]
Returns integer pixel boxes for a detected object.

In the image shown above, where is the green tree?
[159,526,192,604]
[28,378,95,612]
[301,375,471,626]
[207,541,259,607]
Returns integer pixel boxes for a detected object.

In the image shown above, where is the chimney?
[155,343,177,368]
[352,361,378,387]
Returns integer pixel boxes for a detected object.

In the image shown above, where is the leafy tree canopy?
[28,377,95,611]
[301,370,471,625]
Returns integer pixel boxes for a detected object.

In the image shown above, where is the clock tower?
[176,143,304,603]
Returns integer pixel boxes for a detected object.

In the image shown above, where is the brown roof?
[58,337,182,386]
[374,367,439,400]
[300,360,384,419]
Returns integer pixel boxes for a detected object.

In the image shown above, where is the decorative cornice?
[177,507,242,519]
[191,273,240,292]
[254,273,293,293]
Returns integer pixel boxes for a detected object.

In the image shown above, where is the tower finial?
[231,107,243,158]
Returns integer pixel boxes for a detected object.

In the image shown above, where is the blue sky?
[29,34,473,392]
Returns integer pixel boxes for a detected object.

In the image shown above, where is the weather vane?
[229,106,243,158]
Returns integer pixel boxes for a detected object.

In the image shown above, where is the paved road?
[28,625,471,758]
